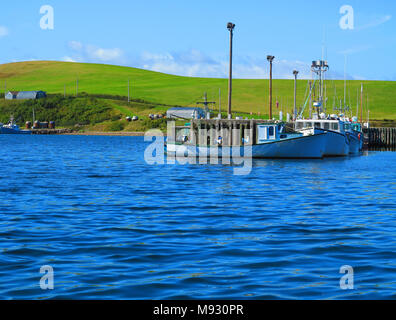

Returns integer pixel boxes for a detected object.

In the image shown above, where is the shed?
[5,91,47,100]
[166,107,205,120]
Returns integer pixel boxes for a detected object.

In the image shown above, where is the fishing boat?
[344,117,364,154]
[0,117,31,134]
[295,116,350,156]
[166,120,327,159]
[294,60,352,156]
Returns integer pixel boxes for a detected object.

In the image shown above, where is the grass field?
[0,61,395,120]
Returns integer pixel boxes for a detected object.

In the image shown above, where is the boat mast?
[344,54,347,112]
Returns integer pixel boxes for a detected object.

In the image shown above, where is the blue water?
[0,135,395,300]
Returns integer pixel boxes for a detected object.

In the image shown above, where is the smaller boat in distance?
[0,117,31,135]
[344,117,364,154]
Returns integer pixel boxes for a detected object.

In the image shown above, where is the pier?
[175,119,279,147]
[363,127,396,148]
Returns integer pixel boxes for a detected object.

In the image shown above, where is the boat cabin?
[349,122,362,132]
[256,123,286,143]
[295,119,345,133]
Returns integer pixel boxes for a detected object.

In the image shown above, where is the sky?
[0,0,395,80]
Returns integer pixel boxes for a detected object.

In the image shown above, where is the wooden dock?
[363,128,396,148]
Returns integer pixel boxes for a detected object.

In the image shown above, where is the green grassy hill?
[0,61,395,120]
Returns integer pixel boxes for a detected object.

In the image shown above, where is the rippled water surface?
[0,135,395,299]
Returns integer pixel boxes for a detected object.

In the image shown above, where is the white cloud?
[67,41,125,64]
[62,44,357,80]
[62,56,77,62]
[0,26,9,37]
[85,46,123,62]
[356,14,392,30]
[139,50,313,79]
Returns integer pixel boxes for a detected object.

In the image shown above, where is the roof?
[6,91,46,99]
[167,107,204,111]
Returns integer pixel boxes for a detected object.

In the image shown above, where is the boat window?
[331,123,339,131]
[296,122,303,130]
[268,126,274,137]
[324,122,330,130]
[314,122,321,128]
[304,122,313,128]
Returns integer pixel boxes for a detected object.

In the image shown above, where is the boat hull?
[166,133,326,159]
[315,128,349,156]
[346,131,363,154]
[0,127,31,134]
[251,133,326,158]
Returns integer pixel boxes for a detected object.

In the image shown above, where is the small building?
[5,91,19,100]
[166,107,205,120]
[5,91,47,100]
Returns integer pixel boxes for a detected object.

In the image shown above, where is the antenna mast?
[311,60,329,116]
[197,92,216,119]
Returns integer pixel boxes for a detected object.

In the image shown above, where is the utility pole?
[293,70,299,120]
[360,83,363,123]
[128,79,130,103]
[367,93,369,124]
[368,109,370,128]
[267,55,275,120]
[227,22,235,119]
[219,88,221,119]
[76,77,79,97]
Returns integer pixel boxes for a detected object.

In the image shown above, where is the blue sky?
[0,0,395,80]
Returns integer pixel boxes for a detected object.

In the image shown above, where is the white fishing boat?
[0,117,31,135]
[295,117,349,156]
[293,60,358,157]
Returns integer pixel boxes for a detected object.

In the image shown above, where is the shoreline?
[60,131,147,136]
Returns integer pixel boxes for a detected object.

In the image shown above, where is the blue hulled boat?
[0,118,31,135]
